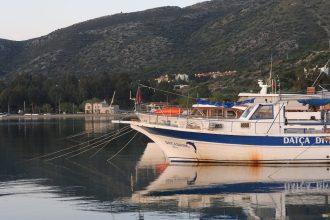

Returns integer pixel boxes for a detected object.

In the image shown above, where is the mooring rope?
[38,126,130,160]
[45,128,133,161]
[88,129,134,158]
[70,125,131,146]
[44,134,119,161]
[107,132,138,162]
[57,124,109,141]
[26,125,130,162]
[64,129,135,160]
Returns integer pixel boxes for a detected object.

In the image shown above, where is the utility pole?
[23,101,26,113]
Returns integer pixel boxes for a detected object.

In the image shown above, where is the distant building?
[195,70,237,79]
[175,74,189,82]
[155,73,189,84]
[85,100,119,114]
[174,84,189,90]
[155,74,170,84]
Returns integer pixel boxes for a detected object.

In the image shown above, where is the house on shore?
[85,100,119,114]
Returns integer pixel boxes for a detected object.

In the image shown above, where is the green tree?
[41,104,53,113]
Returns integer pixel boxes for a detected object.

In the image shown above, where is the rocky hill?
[0,0,329,89]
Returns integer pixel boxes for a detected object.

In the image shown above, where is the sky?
[0,0,205,41]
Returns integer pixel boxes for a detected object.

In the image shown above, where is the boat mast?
[110,91,116,107]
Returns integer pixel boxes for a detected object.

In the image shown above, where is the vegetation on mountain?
[0,0,329,112]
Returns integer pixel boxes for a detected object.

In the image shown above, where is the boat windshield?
[251,105,274,120]
[241,106,253,118]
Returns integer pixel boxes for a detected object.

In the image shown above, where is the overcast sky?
[0,0,205,41]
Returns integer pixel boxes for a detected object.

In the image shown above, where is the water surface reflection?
[134,143,330,219]
[1,118,330,219]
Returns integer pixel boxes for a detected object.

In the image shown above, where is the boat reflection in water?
[133,143,330,219]
[84,115,116,133]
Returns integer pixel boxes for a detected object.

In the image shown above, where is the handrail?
[139,111,329,135]
[139,112,285,124]
[140,114,329,135]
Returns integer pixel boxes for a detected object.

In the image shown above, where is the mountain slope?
[0,0,329,83]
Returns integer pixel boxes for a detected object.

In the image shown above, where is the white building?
[175,74,189,82]
[155,74,170,84]
[85,100,119,114]
[174,84,189,90]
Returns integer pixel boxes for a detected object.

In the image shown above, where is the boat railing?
[137,112,329,135]
[137,112,277,133]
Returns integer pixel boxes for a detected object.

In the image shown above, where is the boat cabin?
[236,99,330,135]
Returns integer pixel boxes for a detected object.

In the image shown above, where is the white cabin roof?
[238,93,279,97]
[192,104,220,108]
[239,93,324,100]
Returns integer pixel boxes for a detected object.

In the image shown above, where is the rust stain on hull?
[250,151,262,166]
[248,151,263,177]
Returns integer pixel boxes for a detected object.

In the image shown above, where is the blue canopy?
[298,98,330,107]
[196,98,255,109]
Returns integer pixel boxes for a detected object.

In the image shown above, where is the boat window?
[241,106,253,118]
[251,105,274,120]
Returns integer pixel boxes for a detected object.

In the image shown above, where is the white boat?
[122,94,330,164]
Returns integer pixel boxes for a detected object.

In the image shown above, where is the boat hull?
[132,124,330,164]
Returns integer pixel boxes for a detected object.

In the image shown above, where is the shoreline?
[0,113,133,120]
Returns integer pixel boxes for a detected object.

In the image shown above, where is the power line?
[139,83,192,99]
[139,79,214,100]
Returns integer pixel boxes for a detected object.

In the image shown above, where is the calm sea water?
[1,117,330,219]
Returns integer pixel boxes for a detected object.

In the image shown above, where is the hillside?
[0,0,330,112]
[0,0,329,80]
